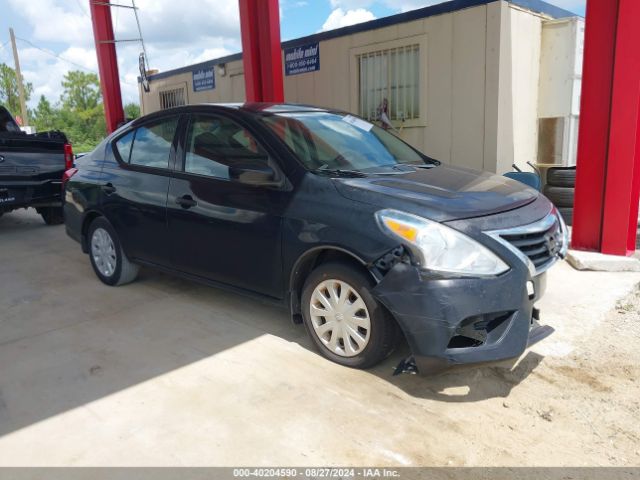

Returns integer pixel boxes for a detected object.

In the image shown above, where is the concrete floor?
[1,208,639,466]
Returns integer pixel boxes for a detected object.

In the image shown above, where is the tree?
[31,95,57,132]
[60,71,101,111]
[0,63,33,117]
[124,102,140,120]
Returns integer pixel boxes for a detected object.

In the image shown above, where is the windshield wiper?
[311,168,368,178]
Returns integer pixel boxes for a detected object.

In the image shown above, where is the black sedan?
[63,103,567,374]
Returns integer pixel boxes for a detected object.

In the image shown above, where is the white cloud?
[18,45,97,105]
[6,0,242,107]
[329,0,374,8]
[321,8,376,32]
[7,0,94,47]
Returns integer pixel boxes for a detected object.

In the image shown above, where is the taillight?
[62,168,78,190]
[64,143,74,170]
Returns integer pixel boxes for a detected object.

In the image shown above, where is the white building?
[138,0,583,174]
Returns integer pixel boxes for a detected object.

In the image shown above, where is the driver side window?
[184,115,266,180]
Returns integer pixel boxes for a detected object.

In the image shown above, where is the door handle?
[175,194,197,209]
[102,183,116,195]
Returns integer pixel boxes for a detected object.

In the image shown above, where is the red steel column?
[238,0,284,102]
[600,0,640,255]
[89,0,125,133]
[572,0,640,255]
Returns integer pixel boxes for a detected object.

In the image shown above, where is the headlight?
[375,209,509,276]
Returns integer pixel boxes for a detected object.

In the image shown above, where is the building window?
[159,87,186,110]
[357,44,420,122]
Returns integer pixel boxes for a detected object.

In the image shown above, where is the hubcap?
[309,279,371,357]
[91,228,117,278]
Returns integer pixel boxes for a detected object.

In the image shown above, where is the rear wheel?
[88,217,139,286]
[301,261,397,369]
[38,207,64,225]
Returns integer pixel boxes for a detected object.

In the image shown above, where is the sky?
[0,0,586,109]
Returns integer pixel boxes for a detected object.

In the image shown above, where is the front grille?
[486,212,566,275]
[500,215,563,271]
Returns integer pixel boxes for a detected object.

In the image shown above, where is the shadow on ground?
[0,209,542,439]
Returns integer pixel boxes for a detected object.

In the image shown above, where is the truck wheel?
[39,207,64,225]
[88,217,139,286]
[301,261,397,369]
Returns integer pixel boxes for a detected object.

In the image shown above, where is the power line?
[73,0,90,18]
[11,34,140,90]
[0,40,11,63]
[14,36,98,73]
[131,0,150,66]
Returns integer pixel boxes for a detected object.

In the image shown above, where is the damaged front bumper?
[371,206,566,375]
[373,263,549,375]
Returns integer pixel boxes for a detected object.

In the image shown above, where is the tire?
[87,217,139,286]
[546,167,576,188]
[558,207,573,226]
[301,261,397,369]
[543,185,575,208]
[38,207,64,225]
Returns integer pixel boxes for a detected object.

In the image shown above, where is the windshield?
[260,111,430,172]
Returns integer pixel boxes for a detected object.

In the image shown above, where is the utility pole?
[9,28,29,126]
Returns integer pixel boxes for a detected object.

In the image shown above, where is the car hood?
[332,164,539,222]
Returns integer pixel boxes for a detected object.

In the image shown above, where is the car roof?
[128,103,336,128]
[211,103,331,114]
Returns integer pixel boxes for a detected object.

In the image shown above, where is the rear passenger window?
[119,117,178,169]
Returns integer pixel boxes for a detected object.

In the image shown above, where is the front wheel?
[301,261,397,369]
[88,217,139,286]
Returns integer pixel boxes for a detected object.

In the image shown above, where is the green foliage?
[60,71,101,111]
[0,62,33,120]
[124,102,140,120]
[1,66,141,153]
[32,95,56,132]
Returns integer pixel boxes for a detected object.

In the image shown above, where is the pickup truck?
[0,106,73,225]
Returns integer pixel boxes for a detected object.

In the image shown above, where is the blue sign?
[284,42,320,76]
[192,67,215,91]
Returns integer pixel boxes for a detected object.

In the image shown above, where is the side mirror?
[229,157,280,186]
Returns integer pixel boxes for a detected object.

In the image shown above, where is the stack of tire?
[543,167,576,225]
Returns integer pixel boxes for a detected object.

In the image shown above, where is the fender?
[287,245,379,323]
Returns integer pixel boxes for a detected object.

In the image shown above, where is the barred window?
[357,44,420,122]
[159,87,186,110]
